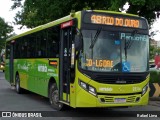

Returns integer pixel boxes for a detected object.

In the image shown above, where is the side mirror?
[75,35,82,52]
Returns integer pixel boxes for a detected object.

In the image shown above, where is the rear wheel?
[15,75,22,94]
[49,83,64,111]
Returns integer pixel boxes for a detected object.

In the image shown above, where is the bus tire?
[15,75,22,94]
[49,83,64,111]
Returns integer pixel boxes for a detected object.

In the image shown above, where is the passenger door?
[59,21,73,103]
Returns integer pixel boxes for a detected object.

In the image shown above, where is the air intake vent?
[126,96,136,102]
[79,69,149,84]
[93,74,145,84]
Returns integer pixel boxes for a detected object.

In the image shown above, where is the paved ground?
[149,99,160,107]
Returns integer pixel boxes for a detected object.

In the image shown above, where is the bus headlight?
[89,86,96,96]
[142,83,149,96]
[79,81,87,89]
[79,80,97,96]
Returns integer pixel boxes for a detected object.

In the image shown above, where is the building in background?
[150,39,158,48]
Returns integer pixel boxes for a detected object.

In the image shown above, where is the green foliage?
[149,43,156,60]
[12,0,113,28]
[108,0,126,11]
[0,17,13,52]
[128,0,160,23]
[11,0,160,28]
[150,70,160,83]
[130,0,145,6]
[0,40,5,52]
[155,48,160,55]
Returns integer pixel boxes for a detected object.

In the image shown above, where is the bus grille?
[126,96,136,103]
[100,96,137,103]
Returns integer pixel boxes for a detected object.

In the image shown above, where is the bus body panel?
[12,58,59,97]
[5,59,10,82]
[75,67,149,107]
[76,88,149,107]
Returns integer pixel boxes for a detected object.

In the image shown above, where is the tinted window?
[13,25,60,59]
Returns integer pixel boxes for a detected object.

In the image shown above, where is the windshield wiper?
[124,30,137,61]
[89,27,102,49]
[125,30,137,49]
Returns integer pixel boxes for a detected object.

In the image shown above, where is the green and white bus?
[5,10,149,110]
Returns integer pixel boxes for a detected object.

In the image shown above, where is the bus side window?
[13,38,21,59]
[27,35,36,58]
[36,31,47,58]
[46,26,60,58]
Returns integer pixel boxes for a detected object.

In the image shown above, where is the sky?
[150,18,160,41]
[0,0,29,34]
[0,0,160,40]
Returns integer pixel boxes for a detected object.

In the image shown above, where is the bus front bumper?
[75,88,149,108]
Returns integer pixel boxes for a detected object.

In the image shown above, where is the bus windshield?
[79,30,149,72]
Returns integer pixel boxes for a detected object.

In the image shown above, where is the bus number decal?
[38,64,47,72]
[99,87,113,92]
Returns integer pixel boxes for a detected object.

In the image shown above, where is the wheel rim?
[50,90,62,108]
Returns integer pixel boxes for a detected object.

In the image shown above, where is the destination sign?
[91,15,139,28]
[83,13,147,29]
[85,59,113,68]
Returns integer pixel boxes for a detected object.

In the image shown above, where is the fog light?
[100,98,105,102]
[136,97,140,102]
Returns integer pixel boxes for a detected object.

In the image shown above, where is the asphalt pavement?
[0,70,160,120]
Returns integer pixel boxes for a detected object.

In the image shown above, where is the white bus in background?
[0,49,5,72]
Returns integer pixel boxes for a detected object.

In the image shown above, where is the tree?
[149,43,156,60]
[11,0,112,28]
[0,17,13,52]
[11,0,160,28]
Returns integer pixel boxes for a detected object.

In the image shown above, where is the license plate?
[114,98,126,103]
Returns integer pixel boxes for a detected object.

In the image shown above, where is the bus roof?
[6,11,81,42]
[7,10,143,42]
[93,10,139,17]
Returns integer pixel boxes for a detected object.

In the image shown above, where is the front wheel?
[15,75,22,94]
[49,83,64,111]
